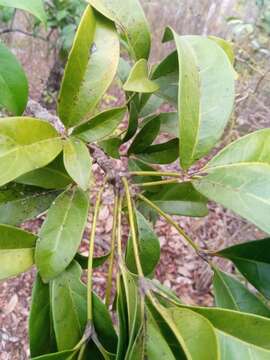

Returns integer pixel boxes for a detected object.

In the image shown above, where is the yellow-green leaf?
[63,138,92,191]
[87,0,151,60]
[0,117,62,187]
[58,5,120,128]
[0,225,36,280]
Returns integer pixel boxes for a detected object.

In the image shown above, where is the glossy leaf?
[0,225,36,280]
[0,184,59,226]
[16,155,72,190]
[213,267,270,317]
[188,306,270,352]
[87,0,151,60]
[72,107,126,143]
[137,138,179,164]
[123,59,159,93]
[0,117,62,187]
[163,30,235,169]
[58,5,120,128]
[217,238,270,299]
[63,138,92,191]
[0,0,46,23]
[193,129,270,234]
[29,273,56,357]
[35,187,89,282]
[144,183,208,217]
[0,42,28,115]
[125,210,160,276]
[51,261,87,351]
[128,116,160,155]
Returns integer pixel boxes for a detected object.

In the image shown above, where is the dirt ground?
[0,1,270,358]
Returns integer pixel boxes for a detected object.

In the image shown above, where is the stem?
[138,194,200,252]
[105,191,119,308]
[129,171,182,178]
[136,179,180,187]
[77,344,86,360]
[87,183,106,321]
[122,177,144,277]
[117,196,123,260]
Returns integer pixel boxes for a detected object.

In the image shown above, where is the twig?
[129,171,182,178]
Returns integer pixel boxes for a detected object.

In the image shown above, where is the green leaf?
[139,94,164,118]
[0,117,63,187]
[75,252,111,269]
[163,30,235,169]
[187,306,270,355]
[58,5,120,128]
[193,129,270,234]
[35,187,89,282]
[123,59,159,93]
[16,155,72,190]
[208,36,235,65]
[87,0,151,60]
[0,184,59,226]
[127,324,145,359]
[72,107,126,143]
[137,138,179,164]
[99,137,122,159]
[116,277,129,360]
[63,138,92,191]
[32,350,77,360]
[0,0,46,23]
[154,112,178,137]
[29,273,56,357]
[146,309,175,360]
[213,267,270,317]
[0,42,28,115]
[216,238,270,299]
[122,101,139,143]
[117,57,131,83]
[128,116,160,155]
[51,261,87,351]
[126,211,160,276]
[144,183,208,217]
[147,302,219,359]
[0,224,36,280]
[128,158,162,193]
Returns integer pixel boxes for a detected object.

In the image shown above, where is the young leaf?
[125,210,160,277]
[137,138,179,164]
[216,238,270,299]
[87,0,151,60]
[123,59,159,93]
[35,187,89,282]
[72,107,126,143]
[144,183,208,217]
[163,30,235,169]
[51,261,87,351]
[128,116,160,155]
[213,267,270,317]
[187,306,270,354]
[63,138,92,191]
[16,155,72,190]
[0,117,62,187]
[0,42,28,115]
[0,184,59,226]
[58,5,120,128]
[0,225,36,280]
[29,273,56,357]
[193,129,270,234]
[0,0,46,23]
